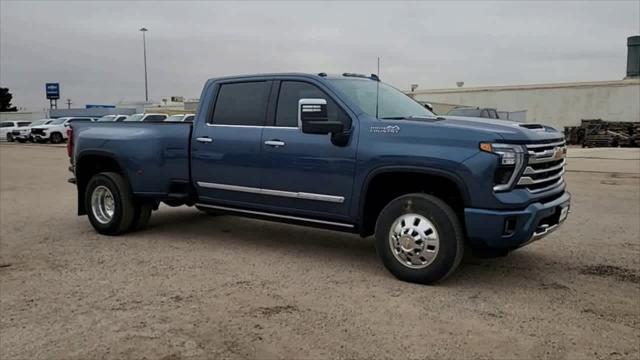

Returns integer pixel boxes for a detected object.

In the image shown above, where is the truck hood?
[437,116,563,143]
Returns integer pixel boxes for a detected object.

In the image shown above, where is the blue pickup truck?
[68,72,570,284]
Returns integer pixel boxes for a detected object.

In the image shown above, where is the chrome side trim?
[195,203,354,228]
[196,181,345,203]
[522,160,566,175]
[518,169,565,186]
[527,147,567,164]
[526,178,564,193]
[525,140,566,149]
[205,124,263,128]
[204,124,299,130]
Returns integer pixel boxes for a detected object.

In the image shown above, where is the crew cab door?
[260,80,357,220]
[191,80,272,204]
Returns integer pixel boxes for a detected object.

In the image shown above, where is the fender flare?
[357,165,471,227]
[75,150,130,215]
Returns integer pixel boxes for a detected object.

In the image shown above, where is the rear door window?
[211,81,270,126]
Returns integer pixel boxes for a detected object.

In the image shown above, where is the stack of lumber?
[564,119,639,147]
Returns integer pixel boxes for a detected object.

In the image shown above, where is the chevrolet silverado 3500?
[68,73,570,284]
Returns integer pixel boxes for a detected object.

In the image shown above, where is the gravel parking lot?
[1,144,639,359]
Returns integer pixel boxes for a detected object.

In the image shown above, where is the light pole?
[140,27,149,102]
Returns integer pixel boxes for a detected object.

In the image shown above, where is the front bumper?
[464,191,571,249]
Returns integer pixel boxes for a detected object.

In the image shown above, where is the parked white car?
[11,119,55,142]
[1,120,32,142]
[165,114,195,123]
[123,113,168,122]
[30,117,95,143]
[96,115,129,122]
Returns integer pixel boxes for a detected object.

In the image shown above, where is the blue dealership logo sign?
[45,83,60,99]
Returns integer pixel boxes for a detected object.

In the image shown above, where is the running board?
[195,203,354,228]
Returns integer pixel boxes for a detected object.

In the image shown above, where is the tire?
[50,132,63,144]
[17,139,26,143]
[85,172,136,235]
[7,134,14,142]
[129,203,153,231]
[374,193,464,284]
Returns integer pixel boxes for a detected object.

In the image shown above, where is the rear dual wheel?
[85,172,152,235]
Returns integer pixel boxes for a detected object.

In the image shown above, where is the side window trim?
[207,80,272,127]
[265,80,281,127]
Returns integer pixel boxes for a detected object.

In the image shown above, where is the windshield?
[124,114,144,122]
[50,118,67,125]
[166,115,184,122]
[97,115,116,122]
[328,79,435,119]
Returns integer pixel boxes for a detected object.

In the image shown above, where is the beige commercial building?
[409,78,640,129]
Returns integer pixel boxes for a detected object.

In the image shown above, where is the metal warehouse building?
[410,78,639,128]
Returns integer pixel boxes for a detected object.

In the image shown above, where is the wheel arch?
[75,150,130,215]
[358,166,470,237]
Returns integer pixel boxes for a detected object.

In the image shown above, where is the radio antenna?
[375,57,380,119]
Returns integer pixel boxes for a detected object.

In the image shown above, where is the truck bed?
[72,122,192,197]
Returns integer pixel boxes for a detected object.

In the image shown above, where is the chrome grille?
[517,140,566,193]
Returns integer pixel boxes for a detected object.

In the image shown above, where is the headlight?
[480,143,525,192]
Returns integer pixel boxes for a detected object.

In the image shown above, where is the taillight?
[66,127,74,158]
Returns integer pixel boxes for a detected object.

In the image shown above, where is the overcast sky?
[1,1,638,111]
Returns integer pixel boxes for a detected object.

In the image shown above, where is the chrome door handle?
[264,140,285,147]
[196,137,213,143]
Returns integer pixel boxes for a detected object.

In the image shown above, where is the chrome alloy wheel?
[91,185,115,224]
[389,213,440,269]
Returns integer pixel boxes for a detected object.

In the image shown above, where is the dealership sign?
[45,83,60,100]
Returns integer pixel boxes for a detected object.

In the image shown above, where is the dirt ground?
[1,144,639,360]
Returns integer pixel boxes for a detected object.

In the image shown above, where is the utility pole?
[140,27,149,102]
[66,99,72,109]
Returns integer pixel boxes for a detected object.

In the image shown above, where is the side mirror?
[298,98,344,135]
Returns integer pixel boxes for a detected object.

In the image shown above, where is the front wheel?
[7,134,14,142]
[375,193,464,284]
[85,172,136,235]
